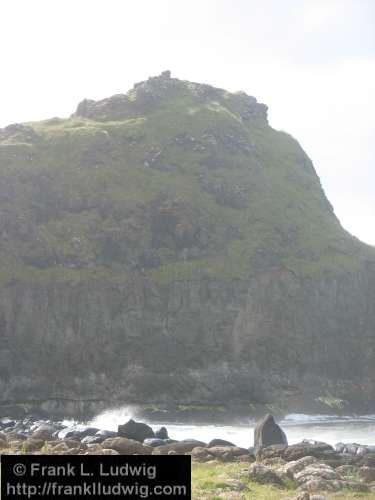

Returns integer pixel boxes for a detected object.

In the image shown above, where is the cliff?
[0,71,374,416]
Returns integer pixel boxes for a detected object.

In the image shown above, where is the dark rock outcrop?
[254,414,288,450]
[117,419,154,442]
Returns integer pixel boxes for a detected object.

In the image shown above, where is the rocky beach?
[1,414,375,498]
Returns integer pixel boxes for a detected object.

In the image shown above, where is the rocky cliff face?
[0,71,374,416]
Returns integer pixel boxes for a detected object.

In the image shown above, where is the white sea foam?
[89,406,135,431]
[87,408,375,447]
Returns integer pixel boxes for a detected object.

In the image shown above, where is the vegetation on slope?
[0,72,371,290]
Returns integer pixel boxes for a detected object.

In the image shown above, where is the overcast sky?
[1,0,374,245]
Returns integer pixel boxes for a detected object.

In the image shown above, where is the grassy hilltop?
[0,71,368,286]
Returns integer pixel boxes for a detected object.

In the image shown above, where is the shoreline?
[1,415,375,498]
[2,398,375,424]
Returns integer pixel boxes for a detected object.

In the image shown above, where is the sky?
[0,0,374,245]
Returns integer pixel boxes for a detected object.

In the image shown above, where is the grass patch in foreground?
[192,462,293,499]
[192,462,375,499]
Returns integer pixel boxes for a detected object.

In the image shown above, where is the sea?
[87,408,375,448]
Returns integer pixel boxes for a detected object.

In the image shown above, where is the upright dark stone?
[118,419,155,442]
[254,414,287,450]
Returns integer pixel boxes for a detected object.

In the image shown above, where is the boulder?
[95,449,120,455]
[6,432,27,441]
[290,461,368,493]
[208,438,236,447]
[95,430,118,439]
[181,439,207,446]
[208,446,250,461]
[335,465,358,476]
[22,439,45,452]
[191,447,214,462]
[32,424,57,441]
[256,444,287,460]
[100,449,120,455]
[85,445,119,455]
[54,439,81,451]
[358,466,375,483]
[221,479,247,492]
[0,418,15,427]
[262,457,286,468]
[360,453,375,467]
[301,439,326,445]
[81,435,104,445]
[294,463,341,484]
[143,438,167,447]
[117,419,154,442]
[300,478,342,492]
[60,447,81,455]
[51,442,71,453]
[57,425,99,440]
[335,443,345,453]
[254,414,287,450]
[283,442,337,462]
[248,463,283,486]
[277,456,318,479]
[0,437,9,449]
[356,446,369,456]
[344,443,359,455]
[101,437,152,455]
[154,427,169,439]
[153,441,206,455]
[274,454,369,494]
[323,456,358,468]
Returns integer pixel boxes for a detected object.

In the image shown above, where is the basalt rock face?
[0,72,374,414]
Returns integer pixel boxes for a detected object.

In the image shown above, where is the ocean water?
[88,409,375,448]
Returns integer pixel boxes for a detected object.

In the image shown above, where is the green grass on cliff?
[0,75,372,287]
